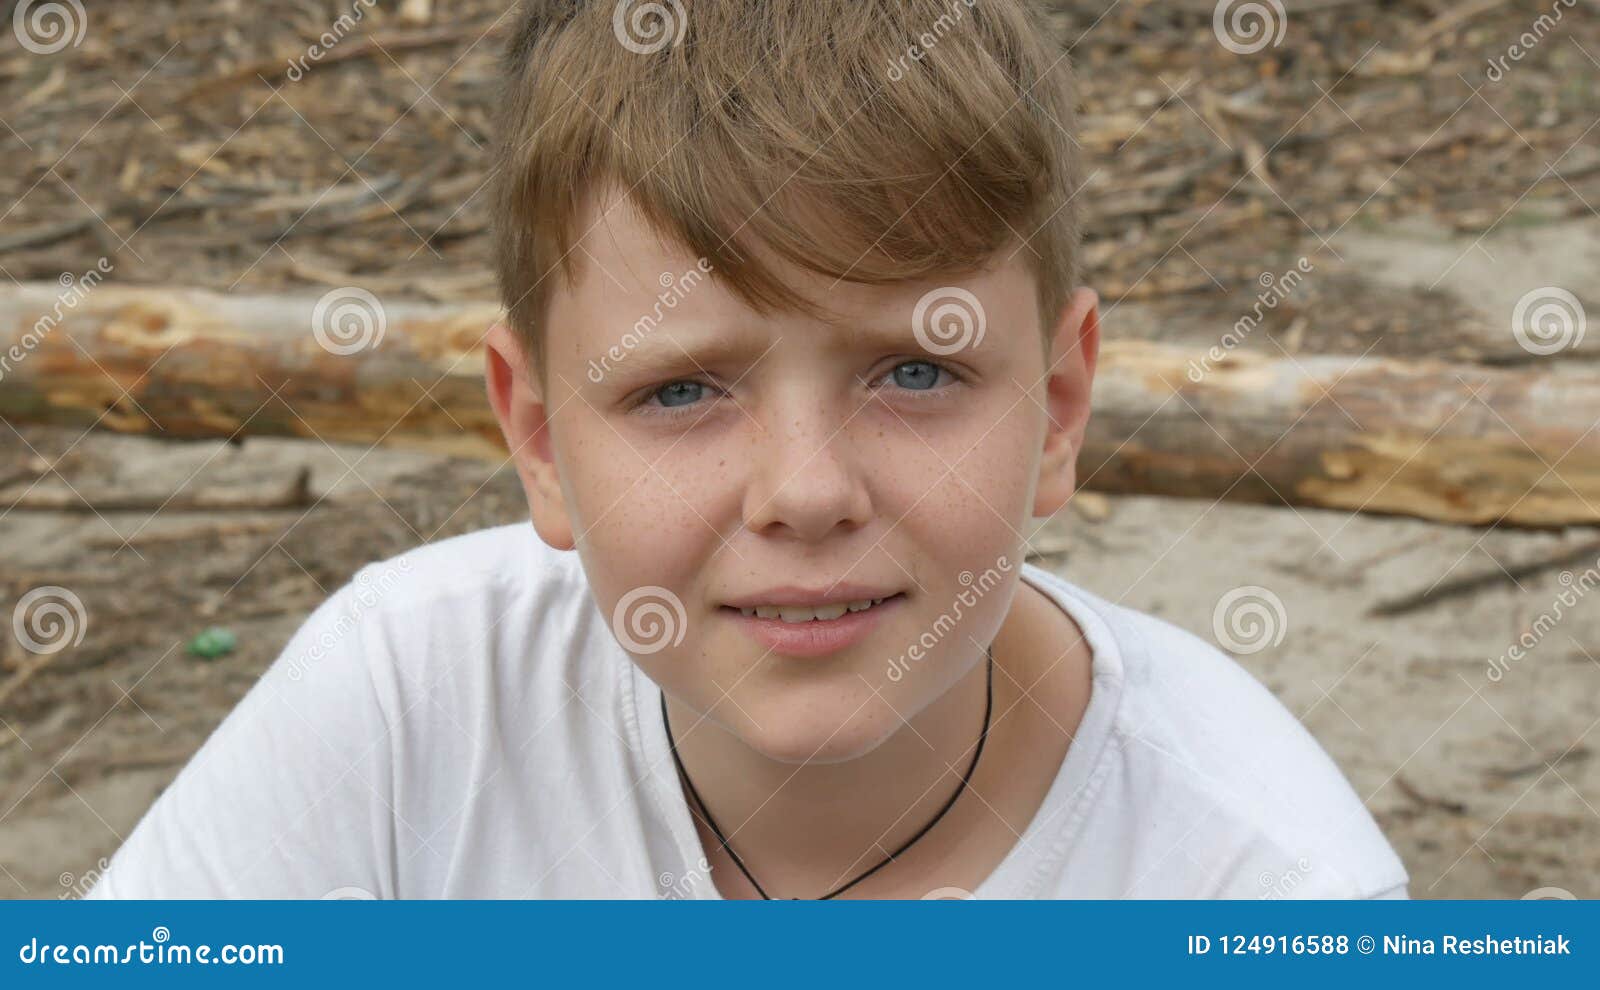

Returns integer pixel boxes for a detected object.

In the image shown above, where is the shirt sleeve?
[85,572,399,899]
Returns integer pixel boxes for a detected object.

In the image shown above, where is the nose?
[741,397,873,543]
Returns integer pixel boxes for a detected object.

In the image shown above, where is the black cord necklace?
[661,643,995,900]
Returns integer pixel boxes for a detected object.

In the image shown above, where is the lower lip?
[723,594,904,658]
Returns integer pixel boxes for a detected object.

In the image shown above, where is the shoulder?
[320,522,586,632]
[271,522,598,693]
[342,522,585,613]
[1025,567,1409,898]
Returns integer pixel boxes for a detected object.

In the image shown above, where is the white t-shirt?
[88,523,1409,900]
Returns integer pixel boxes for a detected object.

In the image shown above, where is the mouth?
[719,592,906,658]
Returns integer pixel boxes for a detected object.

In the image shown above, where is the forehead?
[550,185,1038,353]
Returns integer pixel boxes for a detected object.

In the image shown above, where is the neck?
[664,597,1038,898]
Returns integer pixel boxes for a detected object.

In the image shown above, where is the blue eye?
[654,381,704,408]
[890,360,944,391]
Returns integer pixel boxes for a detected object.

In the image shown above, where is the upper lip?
[722,584,903,609]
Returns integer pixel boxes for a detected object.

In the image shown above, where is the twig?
[1486,746,1591,782]
[1370,537,1600,617]
[85,518,290,550]
[1394,774,1468,815]
[184,22,508,101]
[0,467,313,514]
[1412,0,1514,45]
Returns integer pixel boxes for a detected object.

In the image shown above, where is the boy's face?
[486,187,1099,764]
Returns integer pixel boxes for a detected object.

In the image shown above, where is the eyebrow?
[585,319,920,383]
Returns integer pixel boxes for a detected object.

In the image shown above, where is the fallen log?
[1,284,1596,528]
[1083,342,1599,529]
[0,283,506,459]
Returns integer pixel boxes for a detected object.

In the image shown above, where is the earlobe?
[1032,288,1100,520]
[484,322,577,551]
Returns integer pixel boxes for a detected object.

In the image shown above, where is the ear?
[484,321,576,551]
[1033,287,1101,519]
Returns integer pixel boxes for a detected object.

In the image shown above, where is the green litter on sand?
[188,627,237,660]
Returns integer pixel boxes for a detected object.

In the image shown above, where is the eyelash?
[632,360,964,421]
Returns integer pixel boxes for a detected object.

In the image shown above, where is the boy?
[89,0,1408,899]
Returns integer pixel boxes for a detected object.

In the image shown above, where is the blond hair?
[490,0,1084,378]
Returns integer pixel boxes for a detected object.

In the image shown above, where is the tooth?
[740,607,755,617]
[777,607,813,622]
[754,605,783,619]
[847,600,872,612]
[811,603,849,621]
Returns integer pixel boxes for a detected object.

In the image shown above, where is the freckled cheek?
[879,404,1038,527]
[565,428,730,580]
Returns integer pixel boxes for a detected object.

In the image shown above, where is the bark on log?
[0,283,506,459]
[1083,342,1599,528]
[2,284,1596,528]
